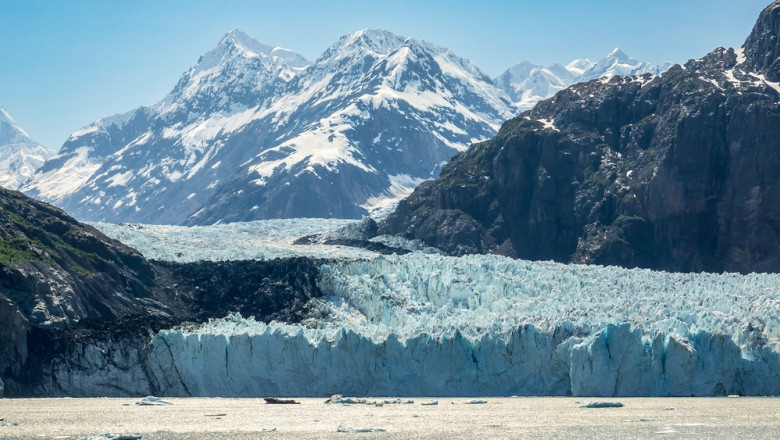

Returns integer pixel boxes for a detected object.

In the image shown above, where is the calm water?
[0,397,778,439]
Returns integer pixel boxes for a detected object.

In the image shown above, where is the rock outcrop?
[0,187,326,395]
[381,1,780,274]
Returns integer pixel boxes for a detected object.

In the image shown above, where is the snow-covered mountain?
[495,49,672,110]
[22,29,514,224]
[578,48,673,82]
[0,106,54,190]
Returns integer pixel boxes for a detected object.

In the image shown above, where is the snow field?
[92,219,378,261]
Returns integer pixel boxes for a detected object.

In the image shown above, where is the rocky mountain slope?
[0,187,326,396]
[494,49,672,111]
[0,106,54,190]
[381,1,780,274]
[22,29,513,224]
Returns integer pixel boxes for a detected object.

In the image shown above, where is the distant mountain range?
[494,48,672,111]
[0,106,54,190]
[380,1,780,274]
[19,28,667,225]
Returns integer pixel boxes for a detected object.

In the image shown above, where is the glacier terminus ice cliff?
[26,220,775,398]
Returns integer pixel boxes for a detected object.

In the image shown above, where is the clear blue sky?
[0,0,771,149]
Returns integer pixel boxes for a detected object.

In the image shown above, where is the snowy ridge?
[0,106,34,144]
[0,105,54,189]
[578,48,671,82]
[495,49,672,111]
[22,107,152,201]
[157,29,307,116]
[692,47,780,101]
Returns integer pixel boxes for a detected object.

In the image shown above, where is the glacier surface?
[77,220,780,397]
[92,219,379,261]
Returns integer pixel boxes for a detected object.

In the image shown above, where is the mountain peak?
[326,29,408,59]
[743,0,780,80]
[218,28,274,57]
[565,58,595,76]
[606,48,630,60]
[0,105,53,189]
[0,105,34,145]
[206,29,310,70]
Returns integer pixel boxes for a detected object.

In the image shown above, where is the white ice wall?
[69,221,780,397]
[140,315,779,397]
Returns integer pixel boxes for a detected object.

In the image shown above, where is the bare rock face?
[745,1,780,80]
[381,1,780,274]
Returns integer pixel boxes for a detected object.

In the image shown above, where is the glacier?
[92,219,379,261]
[61,221,780,397]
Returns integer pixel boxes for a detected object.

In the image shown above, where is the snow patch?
[749,72,780,95]
[361,174,428,219]
[22,147,102,202]
[537,118,560,132]
[734,48,746,65]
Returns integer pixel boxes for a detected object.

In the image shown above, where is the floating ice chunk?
[421,400,438,405]
[337,425,386,433]
[325,395,376,405]
[135,396,172,406]
[383,398,414,404]
[583,401,624,408]
[79,435,142,440]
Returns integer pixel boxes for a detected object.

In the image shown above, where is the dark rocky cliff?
[0,187,327,396]
[381,1,780,274]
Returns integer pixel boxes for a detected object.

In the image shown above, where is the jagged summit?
[744,0,780,80]
[218,29,274,57]
[214,29,310,69]
[0,106,54,190]
[566,58,595,76]
[577,47,666,82]
[0,106,34,145]
[327,29,409,57]
[187,28,310,82]
[605,47,629,60]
